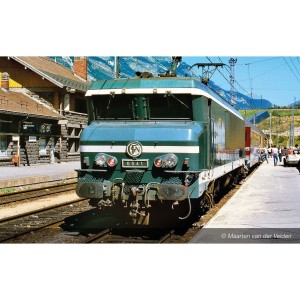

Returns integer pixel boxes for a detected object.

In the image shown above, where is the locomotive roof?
[86,77,244,120]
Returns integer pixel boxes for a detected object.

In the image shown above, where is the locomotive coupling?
[130,186,144,197]
[99,199,113,207]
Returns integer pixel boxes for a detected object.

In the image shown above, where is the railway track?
[0,181,180,243]
[1,210,180,243]
[0,181,77,206]
[0,197,91,243]
[85,228,176,243]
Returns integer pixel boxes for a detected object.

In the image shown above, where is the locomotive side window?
[148,94,192,119]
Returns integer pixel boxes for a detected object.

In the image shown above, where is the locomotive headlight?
[95,153,106,167]
[95,153,118,168]
[164,154,178,168]
[107,157,117,167]
[154,154,178,169]
[154,158,163,168]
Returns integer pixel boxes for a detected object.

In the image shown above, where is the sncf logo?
[126,141,143,158]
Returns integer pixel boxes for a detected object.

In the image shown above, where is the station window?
[39,124,51,134]
[0,123,9,132]
[75,98,87,114]
[68,139,80,153]
[22,123,38,134]
[0,136,8,157]
[39,138,47,155]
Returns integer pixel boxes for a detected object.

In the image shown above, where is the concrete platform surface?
[190,159,300,243]
[0,161,80,189]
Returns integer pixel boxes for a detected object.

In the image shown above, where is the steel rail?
[0,181,77,205]
[0,198,90,243]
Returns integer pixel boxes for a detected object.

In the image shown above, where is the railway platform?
[190,158,300,243]
[0,161,79,189]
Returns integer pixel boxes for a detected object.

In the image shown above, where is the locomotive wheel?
[200,191,215,212]
[206,192,215,209]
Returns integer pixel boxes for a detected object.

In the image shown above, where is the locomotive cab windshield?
[89,93,192,121]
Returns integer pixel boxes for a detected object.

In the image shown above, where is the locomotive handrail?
[164,170,208,174]
[75,169,107,172]
[125,169,146,173]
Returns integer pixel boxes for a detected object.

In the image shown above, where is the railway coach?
[75,62,256,226]
[245,120,267,168]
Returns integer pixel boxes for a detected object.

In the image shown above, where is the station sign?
[12,136,20,141]
[29,136,37,142]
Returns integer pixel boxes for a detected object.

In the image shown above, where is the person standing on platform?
[267,146,272,158]
[272,145,279,166]
[260,147,268,163]
[278,146,283,162]
[295,144,300,175]
[297,163,300,175]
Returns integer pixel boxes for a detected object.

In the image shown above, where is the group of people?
[259,145,284,166]
[259,144,300,167]
[258,145,279,166]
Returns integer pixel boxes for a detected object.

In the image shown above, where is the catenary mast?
[229,58,237,106]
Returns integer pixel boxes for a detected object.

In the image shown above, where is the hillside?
[241,109,300,146]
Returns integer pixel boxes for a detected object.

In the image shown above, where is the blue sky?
[183,57,300,107]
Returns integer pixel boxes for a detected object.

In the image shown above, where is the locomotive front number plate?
[122,159,149,168]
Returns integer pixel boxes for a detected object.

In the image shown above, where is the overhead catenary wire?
[206,57,243,94]
[217,57,251,95]
[239,57,279,66]
[218,57,300,109]
[288,57,300,78]
[208,57,257,110]
[200,56,300,108]
[207,58,259,111]
[282,57,300,84]
[208,57,252,99]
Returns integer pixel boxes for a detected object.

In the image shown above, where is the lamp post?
[114,57,120,79]
[291,97,295,147]
[276,120,278,146]
[269,111,272,146]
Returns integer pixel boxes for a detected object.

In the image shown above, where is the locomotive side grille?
[78,173,104,183]
[124,171,144,184]
[161,176,182,185]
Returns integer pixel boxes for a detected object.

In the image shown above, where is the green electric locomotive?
[76,62,246,226]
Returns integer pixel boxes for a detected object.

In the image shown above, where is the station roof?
[246,110,270,124]
[10,56,90,92]
[0,89,63,120]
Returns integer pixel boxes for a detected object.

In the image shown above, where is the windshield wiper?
[106,92,115,110]
[165,91,190,109]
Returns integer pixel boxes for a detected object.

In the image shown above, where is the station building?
[0,56,90,166]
